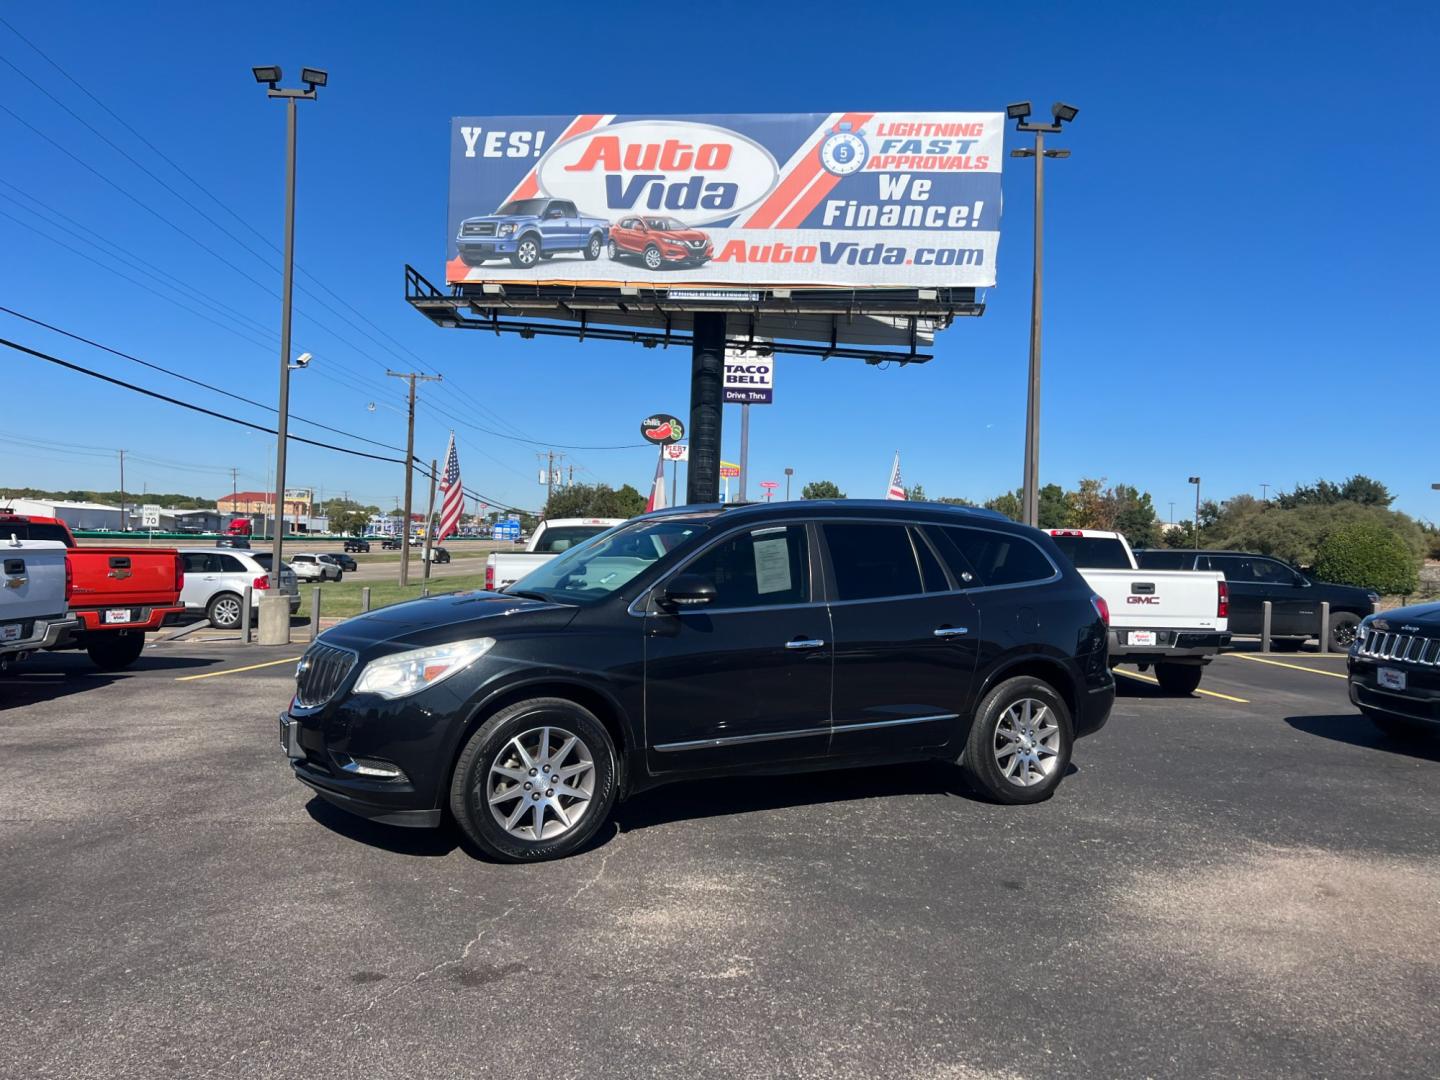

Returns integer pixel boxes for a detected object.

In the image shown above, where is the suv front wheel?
[959,675,1073,804]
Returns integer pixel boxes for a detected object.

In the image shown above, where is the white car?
[288,553,342,582]
[178,548,300,629]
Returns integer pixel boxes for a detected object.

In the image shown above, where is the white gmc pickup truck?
[485,518,625,593]
[1,537,80,672]
[1048,529,1231,694]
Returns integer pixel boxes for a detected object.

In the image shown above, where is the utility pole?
[387,370,442,587]
[739,403,750,502]
[568,464,574,486]
[1260,482,1270,503]
[118,449,127,531]
[536,449,564,515]
[422,458,438,582]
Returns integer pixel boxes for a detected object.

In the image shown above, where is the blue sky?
[1,1,1436,520]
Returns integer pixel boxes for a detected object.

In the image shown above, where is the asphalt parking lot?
[3,642,1438,1079]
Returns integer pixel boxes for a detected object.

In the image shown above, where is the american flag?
[886,451,907,500]
[437,433,464,540]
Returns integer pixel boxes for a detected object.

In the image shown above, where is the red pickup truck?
[0,511,184,669]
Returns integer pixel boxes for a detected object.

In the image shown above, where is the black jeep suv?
[280,502,1114,862]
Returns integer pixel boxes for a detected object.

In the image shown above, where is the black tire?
[1329,612,1361,651]
[1362,707,1433,742]
[85,631,145,671]
[606,239,619,260]
[510,235,541,269]
[1270,638,1305,652]
[333,571,343,583]
[643,244,663,270]
[450,697,618,862]
[959,675,1073,805]
[207,592,244,629]
[1154,662,1204,695]
[584,233,602,260]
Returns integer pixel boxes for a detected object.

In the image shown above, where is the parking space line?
[176,656,302,681]
[1227,654,1347,679]
[1113,668,1250,703]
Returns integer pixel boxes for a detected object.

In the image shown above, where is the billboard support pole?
[739,404,750,503]
[1021,130,1044,528]
[686,313,725,504]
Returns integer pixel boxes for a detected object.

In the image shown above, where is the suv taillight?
[253,574,271,590]
[485,563,495,591]
[1217,579,1229,619]
[1091,594,1110,627]
[174,554,185,592]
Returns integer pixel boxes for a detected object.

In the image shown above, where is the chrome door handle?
[933,627,969,638]
[785,638,826,650]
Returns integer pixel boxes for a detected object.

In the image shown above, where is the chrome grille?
[462,221,496,237]
[1355,627,1439,665]
[295,642,356,708]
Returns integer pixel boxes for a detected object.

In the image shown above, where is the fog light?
[333,754,407,781]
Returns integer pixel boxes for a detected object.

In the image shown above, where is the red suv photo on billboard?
[447,112,1002,289]
[609,216,714,270]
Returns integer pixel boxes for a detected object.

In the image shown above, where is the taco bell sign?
[724,346,774,405]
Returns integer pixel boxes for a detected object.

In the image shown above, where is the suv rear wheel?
[960,676,1073,804]
[1329,612,1360,651]
[450,697,618,862]
[606,239,619,260]
[85,631,145,671]
[207,592,243,629]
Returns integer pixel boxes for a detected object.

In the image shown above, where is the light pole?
[784,467,794,501]
[1188,476,1202,549]
[1008,100,1077,527]
[253,64,325,644]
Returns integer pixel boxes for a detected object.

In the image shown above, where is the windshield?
[1048,535,1132,570]
[510,519,708,605]
[645,217,686,232]
[495,199,549,217]
[532,525,615,554]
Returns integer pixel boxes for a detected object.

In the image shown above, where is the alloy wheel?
[992,698,1061,788]
[644,246,662,270]
[212,596,241,628]
[486,726,596,842]
[517,239,539,266]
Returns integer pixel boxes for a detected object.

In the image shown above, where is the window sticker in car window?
[753,535,793,595]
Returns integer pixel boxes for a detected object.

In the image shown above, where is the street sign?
[724,344,774,405]
[663,444,689,461]
[141,504,161,529]
[759,481,778,489]
[641,414,685,445]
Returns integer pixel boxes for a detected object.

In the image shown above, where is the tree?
[904,483,926,502]
[543,482,646,520]
[983,490,1022,521]
[801,480,845,500]
[1275,474,1393,510]
[1110,485,1161,548]
[983,485,1072,527]
[329,509,370,535]
[1314,522,1418,595]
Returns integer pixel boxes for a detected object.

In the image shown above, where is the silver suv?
[179,548,300,629]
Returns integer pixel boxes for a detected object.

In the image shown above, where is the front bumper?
[1348,656,1440,726]
[457,237,519,259]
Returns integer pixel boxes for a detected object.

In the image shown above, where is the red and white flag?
[645,448,668,512]
[886,451,906,500]
[437,433,465,540]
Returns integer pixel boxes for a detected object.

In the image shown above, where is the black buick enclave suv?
[280,501,1115,861]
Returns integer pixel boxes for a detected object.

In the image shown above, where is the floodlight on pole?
[1188,476,1202,549]
[1011,97,1077,528]
[253,64,325,643]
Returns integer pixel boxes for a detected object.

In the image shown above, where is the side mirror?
[659,573,716,609]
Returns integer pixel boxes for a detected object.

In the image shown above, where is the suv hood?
[1370,601,1440,633]
[318,590,578,653]
[655,229,708,243]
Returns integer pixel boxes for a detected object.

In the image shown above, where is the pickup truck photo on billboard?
[448,113,1002,289]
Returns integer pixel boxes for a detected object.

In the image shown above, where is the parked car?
[0,537,80,672]
[216,536,251,550]
[1048,529,1230,695]
[179,548,300,629]
[1349,602,1440,741]
[1135,548,1377,650]
[281,501,1114,862]
[608,215,714,269]
[485,517,626,592]
[0,510,184,670]
[455,197,609,269]
[289,553,342,582]
[381,537,403,550]
[343,538,370,553]
[332,553,358,573]
[423,546,451,564]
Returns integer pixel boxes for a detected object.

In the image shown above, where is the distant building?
[217,490,312,520]
[4,498,125,530]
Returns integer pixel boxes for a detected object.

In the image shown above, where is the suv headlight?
[497,223,517,237]
[353,638,495,699]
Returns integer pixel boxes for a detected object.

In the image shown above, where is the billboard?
[447,112,1002,290]
[724,344,774,405]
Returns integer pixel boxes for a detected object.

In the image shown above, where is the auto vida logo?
[537,121,780,226]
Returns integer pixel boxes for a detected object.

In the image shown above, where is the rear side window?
[218,555,247,573]
[0,522,73,545]
[1047,534,1131,569]
[823,523,923,601]
[683,524,809,608]
[931,526,1055,588]
[1136,549,1190,570]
